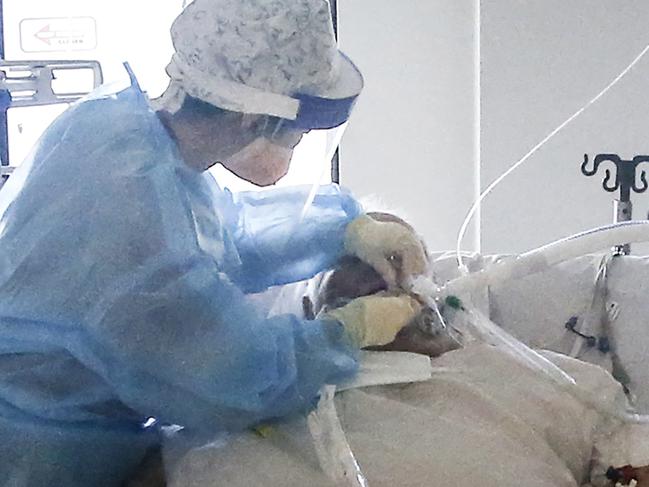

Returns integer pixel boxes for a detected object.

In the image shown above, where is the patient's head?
[319,256,389,311]
[305,255,461,358]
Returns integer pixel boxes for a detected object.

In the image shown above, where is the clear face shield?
[218,51,362,187]
[222,91,355,188]
[264,115,349,181]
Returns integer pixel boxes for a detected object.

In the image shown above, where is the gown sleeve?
[216,184,363,293]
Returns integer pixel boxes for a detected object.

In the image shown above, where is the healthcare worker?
[0,0,427,485]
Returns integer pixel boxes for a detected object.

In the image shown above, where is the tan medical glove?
[344,215,428,289]
[323,294,421,348]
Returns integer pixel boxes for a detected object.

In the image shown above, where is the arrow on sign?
[34,24,85,46]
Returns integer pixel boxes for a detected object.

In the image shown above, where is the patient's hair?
[317,256,389,313]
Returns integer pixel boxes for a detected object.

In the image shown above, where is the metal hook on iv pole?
[581,153,649,254]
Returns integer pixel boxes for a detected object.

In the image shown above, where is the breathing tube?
[445,220,649,298]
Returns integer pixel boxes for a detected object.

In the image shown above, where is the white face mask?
[221,137,294,186]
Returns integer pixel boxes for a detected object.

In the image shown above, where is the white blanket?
[167,344,629,487]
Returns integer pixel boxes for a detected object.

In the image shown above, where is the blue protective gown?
[0,76,361,486]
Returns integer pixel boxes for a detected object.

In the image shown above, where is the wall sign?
[20,17,97,53]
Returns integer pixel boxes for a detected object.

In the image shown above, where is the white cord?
[455,40,649,274]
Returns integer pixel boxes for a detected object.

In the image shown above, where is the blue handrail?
[0,0,9,172]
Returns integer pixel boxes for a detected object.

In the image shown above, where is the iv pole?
[581,153,649,254]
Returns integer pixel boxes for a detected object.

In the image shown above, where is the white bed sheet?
[167,344,629,487]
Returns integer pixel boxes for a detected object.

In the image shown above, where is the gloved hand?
[323,294,422,348]
[344,214,428,289]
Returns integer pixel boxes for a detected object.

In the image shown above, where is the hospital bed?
[163,241,649,487]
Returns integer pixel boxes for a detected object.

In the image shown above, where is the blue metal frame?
[0,0,9,175]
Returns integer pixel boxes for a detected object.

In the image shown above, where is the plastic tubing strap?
[308,385,369,487]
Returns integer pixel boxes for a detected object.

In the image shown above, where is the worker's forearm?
[226,184,363,292]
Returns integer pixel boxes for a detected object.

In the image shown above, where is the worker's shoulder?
[34,87,167,163]
[61,85,156,135]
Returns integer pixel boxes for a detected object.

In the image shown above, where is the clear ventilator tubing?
[444,220,649,299]
[459,307,649,425]
[409,275,577,387]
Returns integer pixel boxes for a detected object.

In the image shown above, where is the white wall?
[338,0,479,252]
[482,0,649,254]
